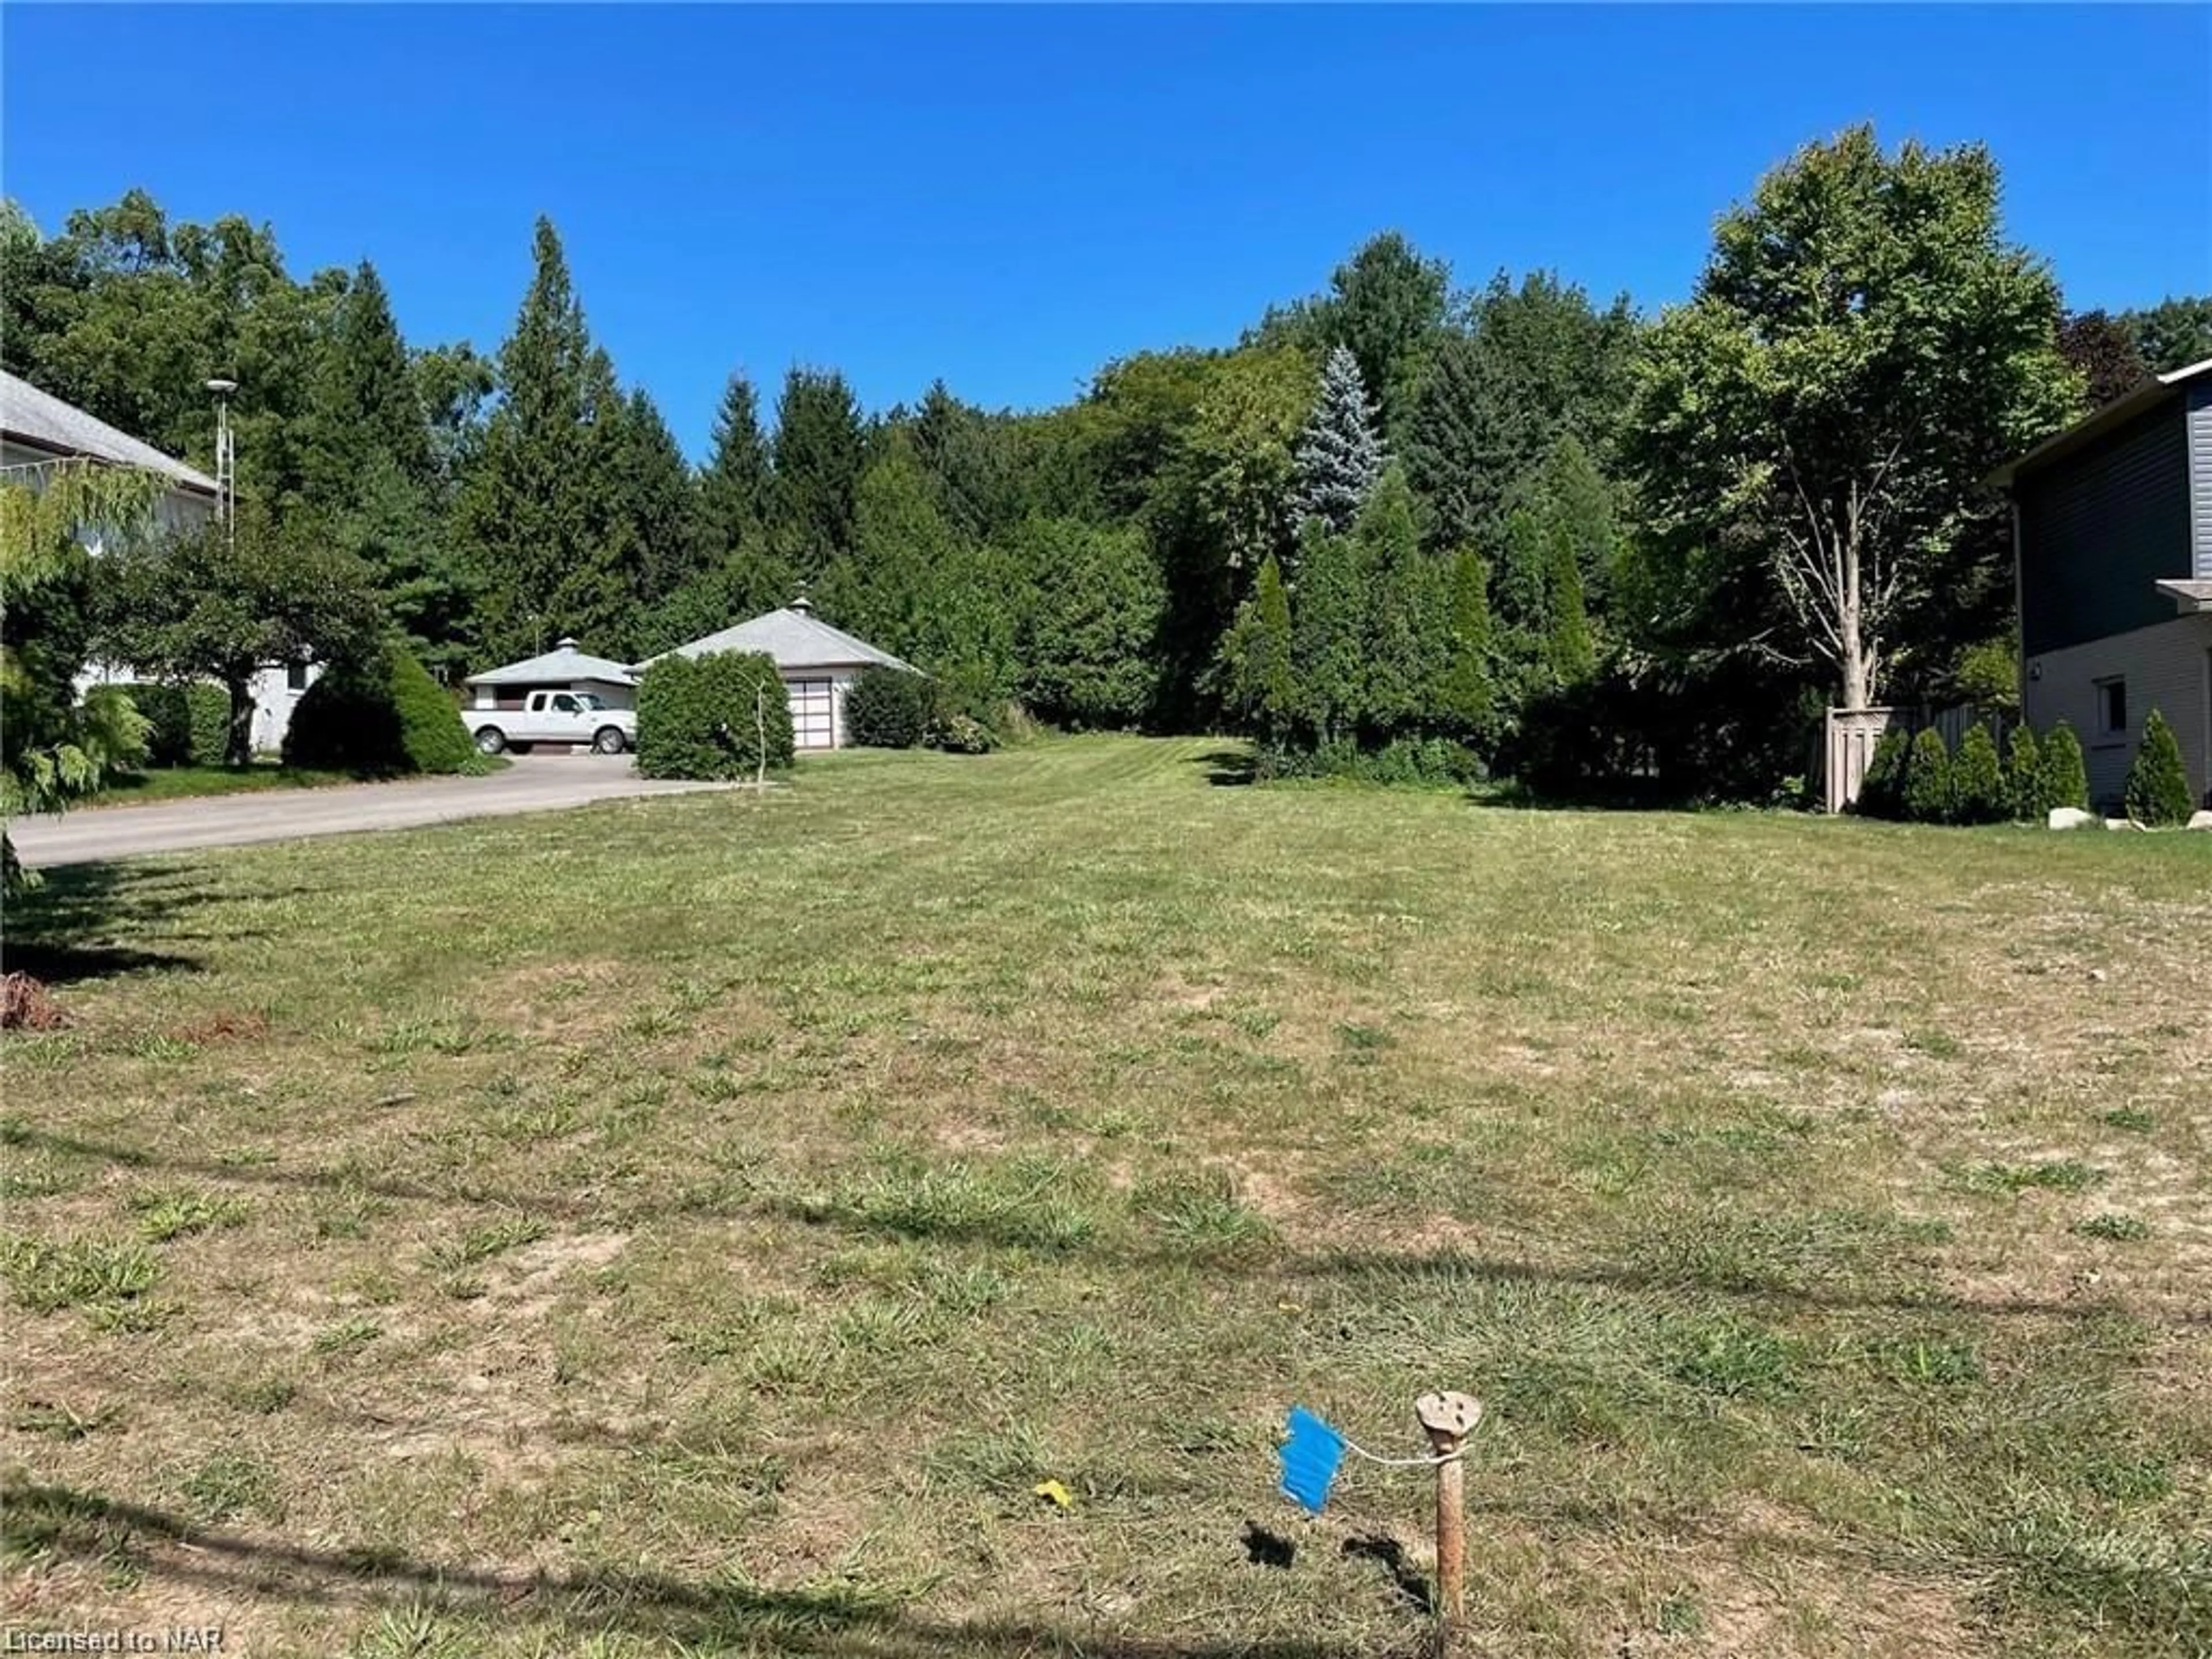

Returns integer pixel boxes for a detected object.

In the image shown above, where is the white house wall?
[2024,613,2212,810]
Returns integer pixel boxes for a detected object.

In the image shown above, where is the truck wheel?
[474,726,507,756]
[593,726,628,755]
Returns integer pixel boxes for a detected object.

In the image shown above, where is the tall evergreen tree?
[699,372,771,559]
[1435,547,1497,745]
[1291,345,1384,537]
[770,368,866,582]
[607,387,704,624]
[1355,465,1441,736]
[456,217,604,661]
[911,380,1017,541]
[1220,552,1297,745]
[304,260,431,510]
[1289,519,1368,746]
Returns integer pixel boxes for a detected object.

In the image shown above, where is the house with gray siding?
[1992,357,2212,812]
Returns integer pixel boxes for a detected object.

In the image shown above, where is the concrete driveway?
[10,756,734,870]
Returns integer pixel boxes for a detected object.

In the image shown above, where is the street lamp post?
[206,378,237,551]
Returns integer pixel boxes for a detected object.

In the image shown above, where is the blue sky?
[5,5,2207,458]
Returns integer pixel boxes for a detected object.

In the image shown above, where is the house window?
[2095,677,2127,737]
[286,661,310,692]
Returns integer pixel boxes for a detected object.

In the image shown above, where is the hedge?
[844,665,933,749]
[2037,721,2089,816]
[635,651,794,780]
[113,681,228,768]
[283,645,479,776]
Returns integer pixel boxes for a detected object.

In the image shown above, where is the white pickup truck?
[471,691,637,756]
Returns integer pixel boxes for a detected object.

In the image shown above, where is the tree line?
[5,124,2209,796]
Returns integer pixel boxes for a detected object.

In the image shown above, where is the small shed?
[465,638,639,711]
[640,597,915,749]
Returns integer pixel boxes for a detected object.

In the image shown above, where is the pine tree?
[1902,727,1955,824]
[2004,725,2041,821]
[1290,345,1383,536]
[2124,709,2195,825]
[1434,546,1497,747]
[1952,724,2008,824]
[2038,721,2089,815]
[1018,519,1164,730]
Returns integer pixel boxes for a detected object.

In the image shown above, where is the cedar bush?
[844,666,933,749]
[284,645,480,776]
[1855,728,1910,818]
[2037,721,2089,816]
[635,651,794,780]
[1901,727,1955,824]
[114,682,229,768]
[2123,708,2195,825]
[2005,725,2042,822]
[1951,725,2009,824]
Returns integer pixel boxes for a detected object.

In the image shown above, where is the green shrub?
[1901,728,1954,824]
[2037,721,2089,815]
[2005,725,2041,821]
[924,711,998,755]
[1855,728,1910,818]
[283,645,479,777]
[635,651,794,780]
[843,666,933,749]
[1951,724,2009,824]
[113,682,228,768]
[2123,708,2195,825]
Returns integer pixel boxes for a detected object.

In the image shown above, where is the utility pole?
[206,378,237,550]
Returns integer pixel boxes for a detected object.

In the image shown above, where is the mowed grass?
[2,736,2207,1658]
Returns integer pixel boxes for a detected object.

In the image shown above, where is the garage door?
[788,677,834,749]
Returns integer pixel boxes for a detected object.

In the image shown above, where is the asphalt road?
[10,757,734,870]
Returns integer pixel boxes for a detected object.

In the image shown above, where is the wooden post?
[1415,1389,1480,1656]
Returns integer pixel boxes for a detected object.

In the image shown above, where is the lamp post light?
[206,378,237,551]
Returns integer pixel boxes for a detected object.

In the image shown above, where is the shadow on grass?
[0,863,222,985]
[1188,747,1259,787]
[4,1483,1399,1658]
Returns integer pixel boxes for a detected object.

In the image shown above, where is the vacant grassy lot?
[3,736,2206,1658]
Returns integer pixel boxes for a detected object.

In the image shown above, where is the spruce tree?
[1902,727,1955,824]
[1952,724,2008,824]
[2123,709,2195,825]
[770,368,867,583]
[2004,725,2041,821]
[700,372,771,559]
[2038,721,2089,815]
[304,260,431,510]
[1290,345,1384,536]
[456,217,601,661]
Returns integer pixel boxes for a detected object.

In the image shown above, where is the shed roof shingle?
[465,638,640,687]
[641,607,916,673]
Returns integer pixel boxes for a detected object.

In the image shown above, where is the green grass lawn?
[3,736,2206,1658]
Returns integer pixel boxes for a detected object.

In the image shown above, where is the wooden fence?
[1820,702,2013,814]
